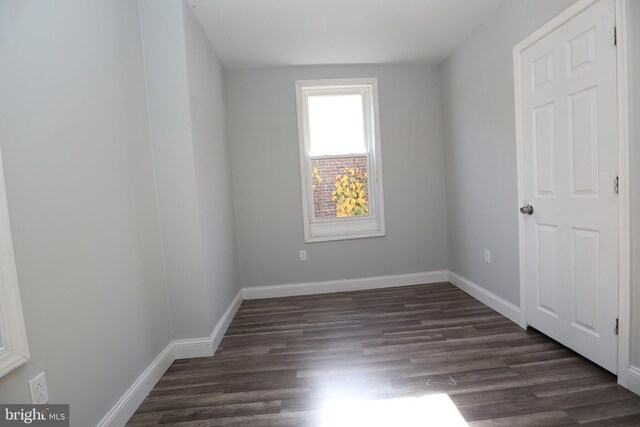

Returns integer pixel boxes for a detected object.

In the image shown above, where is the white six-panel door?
[519,0,618,373]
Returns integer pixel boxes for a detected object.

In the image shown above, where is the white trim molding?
[447,272,522,326]
[242,270,448,299]
[172,337,214,360]
[629,366,640,396]
[96,344,174,427]
[513,0,631,387]
[0,144,30,378]
[173,290,243,360]
[210,291,244,354]
[614,0,631,389]
[243,271,522,329]
[97,290,243,427]
[295,77,385,243]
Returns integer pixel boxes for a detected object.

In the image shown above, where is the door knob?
[520,205,534,215]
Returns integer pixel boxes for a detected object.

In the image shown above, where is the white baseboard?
[447,271,522,325]
[97,289,243,427]
[96,344,174,427]
[172,337,214,360]
[172,290,243,360]
[629,366,640,396]
[242,270,449,299]
[210,290,244,351]
[241,272,522,330]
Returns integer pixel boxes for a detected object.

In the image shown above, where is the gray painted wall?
[440,0,575,305]
[182,1,240,328]
[0,0,171,425]
[139,0,240,339]
[139,0,209,339]
[182,2,240,327]
[227,65,448,288]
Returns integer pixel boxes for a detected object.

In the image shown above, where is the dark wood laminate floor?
[127,282,640,426]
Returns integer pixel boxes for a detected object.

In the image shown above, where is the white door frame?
[513,0,630,387]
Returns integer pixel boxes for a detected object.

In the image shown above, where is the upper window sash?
[302,87,370,157]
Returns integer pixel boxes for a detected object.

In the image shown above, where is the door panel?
[569,87,599,195]
[533,103,557,195]
[536,224,559,317]
[520,0,618,373]
[571,228,599,335]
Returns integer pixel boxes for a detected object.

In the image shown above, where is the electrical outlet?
[299,250,307,261]
[29,372,49,404]
[484,250,491,264]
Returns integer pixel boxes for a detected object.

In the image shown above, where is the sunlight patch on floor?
[319,393,468,427]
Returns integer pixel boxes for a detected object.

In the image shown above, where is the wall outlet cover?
[28,372,49,404]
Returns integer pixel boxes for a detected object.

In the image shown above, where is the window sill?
[0,350,29,378]
[305,229,385,243]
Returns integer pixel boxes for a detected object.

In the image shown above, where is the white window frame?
[295,77,385,243]
[0,146,29,377]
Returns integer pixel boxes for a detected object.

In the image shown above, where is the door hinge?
[614,176,619,195]
[613,26,617,46]
[615,318,619,335]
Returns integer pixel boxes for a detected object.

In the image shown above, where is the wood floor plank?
[579,413,640,426]
[156,401,282,424]
[467,410,577,426]
[127,283,640,426]
[564,397,640,423]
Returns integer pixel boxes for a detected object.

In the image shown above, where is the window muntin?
[296,78,385,242]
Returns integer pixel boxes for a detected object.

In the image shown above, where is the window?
[296,78,385,242]
[0,148,29,377]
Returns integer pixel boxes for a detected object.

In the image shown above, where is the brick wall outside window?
[311,156,367,218]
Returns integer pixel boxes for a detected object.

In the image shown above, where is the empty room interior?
[1,0,640,425]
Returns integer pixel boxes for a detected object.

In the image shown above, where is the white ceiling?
[187,0,505,69]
